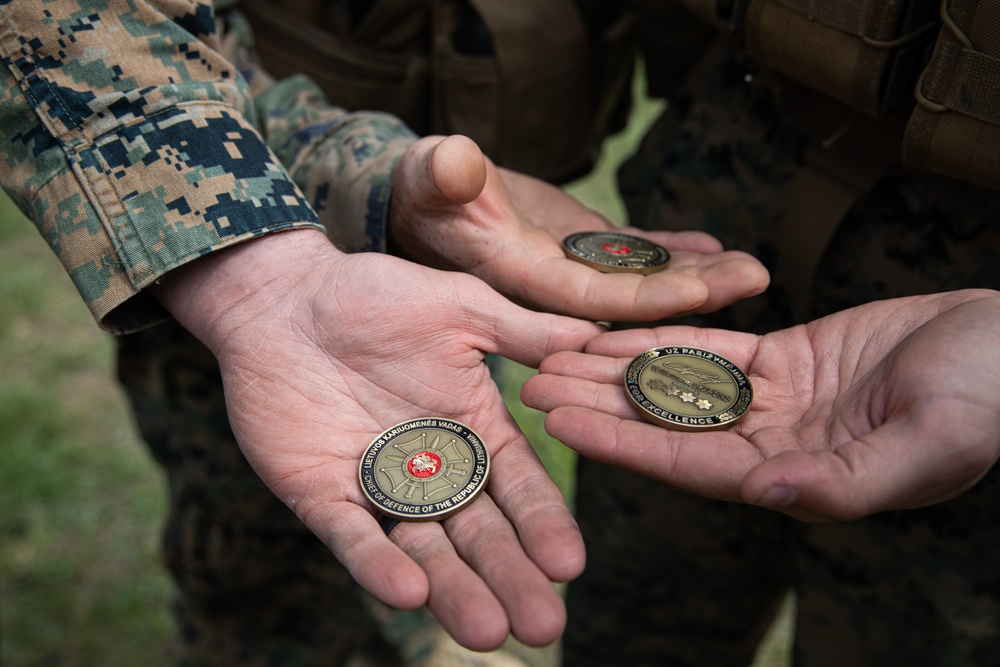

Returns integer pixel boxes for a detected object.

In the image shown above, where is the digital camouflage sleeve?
[0,0,415,333]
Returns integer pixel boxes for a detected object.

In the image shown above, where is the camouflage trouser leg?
[564,38,1000,667]
[792,169,1000,667]
[564,462,794,667]
[793,469,1000,667]
[116,321,438,667]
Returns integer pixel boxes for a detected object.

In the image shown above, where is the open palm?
[389,135,770,321]
[522,290,1000,522]
[160,231,604,650]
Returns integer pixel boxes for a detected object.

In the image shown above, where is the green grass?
[0,195,174,666]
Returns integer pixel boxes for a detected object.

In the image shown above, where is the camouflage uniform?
[564,23,1000,667]
[0,2,496,664]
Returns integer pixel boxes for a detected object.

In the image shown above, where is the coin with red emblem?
[562,231,671,274]
[359,418,490,521]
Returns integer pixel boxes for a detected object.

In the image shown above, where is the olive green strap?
[745,0,936,117]
[903,0,1000,192]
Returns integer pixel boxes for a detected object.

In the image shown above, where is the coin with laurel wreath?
[624,346,752,431]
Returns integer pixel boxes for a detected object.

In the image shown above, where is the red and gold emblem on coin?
[406,451,442,478]
[562,231,670,274]
[359,419,490,521]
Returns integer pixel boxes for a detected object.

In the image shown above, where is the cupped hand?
[521,290,1000,522]
[154,229,606,650]
[388,135,770,321]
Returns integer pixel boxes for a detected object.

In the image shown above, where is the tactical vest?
[239,0,635,184]
[662,0,1000,322]
[672,0,1000,193]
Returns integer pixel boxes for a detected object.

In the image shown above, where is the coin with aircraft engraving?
[359,418,490,521]
[562,231,671,274]
[624,347,752,431]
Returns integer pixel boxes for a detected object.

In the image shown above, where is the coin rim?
[562,231,671,275]
[358,418,491,522]
[624,346,753,431]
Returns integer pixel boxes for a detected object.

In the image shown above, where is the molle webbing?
[902,0,1000,191]
[744,0,938,118]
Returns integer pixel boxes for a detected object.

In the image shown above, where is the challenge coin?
[624,347,752,431]
[562,231,670,274]
[359,418,490,521]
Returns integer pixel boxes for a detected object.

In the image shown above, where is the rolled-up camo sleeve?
[0,0,324,332]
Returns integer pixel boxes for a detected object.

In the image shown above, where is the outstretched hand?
[521,290,1000,522]
[154,229,606,650]
[389,135,770,321]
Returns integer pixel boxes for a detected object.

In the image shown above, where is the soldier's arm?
[0,0,415,332]
[0,1,600,649]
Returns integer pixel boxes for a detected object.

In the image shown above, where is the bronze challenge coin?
[625,347,752,431]
[359,418,490,521]
[562,231,671,275]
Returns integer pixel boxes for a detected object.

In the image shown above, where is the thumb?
[428,134,489,204]
[741,416,993,522]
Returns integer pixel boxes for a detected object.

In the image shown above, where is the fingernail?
[757,485,797,508]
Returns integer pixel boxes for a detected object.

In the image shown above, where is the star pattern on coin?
[625,346,752,431]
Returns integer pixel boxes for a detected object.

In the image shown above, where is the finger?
[389,519,511,651]
[302,501,430,610]
[504,247,768,323]
[459,407,586,585]
[678,253,771,314]
[402,134,488,210]
[543,406,761,502]
[460,276,606,366]
[430,134,488,204]
[743,404,1000,522]
[584,325,761,365]
[445,492,570,647]
[536,349,633,384]
[485,438,586,583]
[521,372,637,420]
[517,254,712,322]
[621,227,725,254]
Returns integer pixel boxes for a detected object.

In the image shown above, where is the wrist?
[151,229,341,353]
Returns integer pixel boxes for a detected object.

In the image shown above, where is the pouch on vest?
[902,0,1000,191]
[744,0,938,118]
[238,0,635,184]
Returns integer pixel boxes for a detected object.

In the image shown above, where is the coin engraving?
[624,347,752,431]
[359,418,490,521]
[562,231,670,274]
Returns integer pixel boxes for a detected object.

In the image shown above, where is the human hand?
[388,135,770,322]
[153,229,605,650]
[521,290,1000,522]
